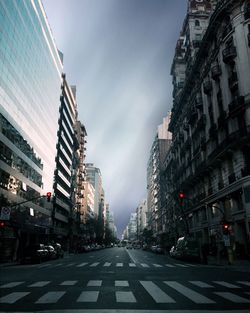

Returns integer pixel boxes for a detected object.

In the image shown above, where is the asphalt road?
[0,247,250,313]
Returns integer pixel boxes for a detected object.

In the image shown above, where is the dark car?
[44,245,57,260]
[52,243,64,258]
[173,237,201,261]
[22,244,48,264]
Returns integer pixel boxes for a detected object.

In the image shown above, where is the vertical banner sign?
[0,207,11,220]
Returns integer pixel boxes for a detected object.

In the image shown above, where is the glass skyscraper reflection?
[0,0,62,261]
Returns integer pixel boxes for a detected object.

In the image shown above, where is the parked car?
[52,243,64,258]
[44,245,57,260]
[172,237,200,261]
[22,244,48,264]
[156,245,164,254]
[150,245,157,253]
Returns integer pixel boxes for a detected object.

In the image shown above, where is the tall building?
[167,0,250,256]
[0,0,62,261]
[136,199,148,240]
[147,114,172,241]
[85,163,103,216]
[53,74,78,244]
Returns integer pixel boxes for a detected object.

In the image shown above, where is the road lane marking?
[213,281,241,288]
[60,281,77,286]
[53,263,63,267]
[0,282,24,288]
[141,263,149,268]
[65,263,75,267]
[77,262,88,267]
[87,280,102,287]
[115,280,129,287]
[214,292,250,303]
[77,291,99,302]
[90,262,99,267]
[189,281,214,288]
[116,291,136,303]
[129,263,136,267]
[0,292,30,304]
[38,264,52,268]
[153,264,163,267]
[140,281,175,303]
[28,281,51,287]
[103,262,111,267]
[164,281,215,303]
[116,263,123,267]
[174,263,189,267]
[237,281,250,286]
[36,291,65,304]
[165,264,175,267]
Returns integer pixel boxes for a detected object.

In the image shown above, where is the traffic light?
[178,192,185,204]
[222,221,230,234]
[46,192,52,202]
[0,221,5,227]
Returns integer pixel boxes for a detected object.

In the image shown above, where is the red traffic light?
[0,221,5,227]
[223,223,229,230]
[46,192,52,202]
[179,192,185,198]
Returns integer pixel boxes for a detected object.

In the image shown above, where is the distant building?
[0,0,62,261]
[147,114,172,240]
[136,199,148,239]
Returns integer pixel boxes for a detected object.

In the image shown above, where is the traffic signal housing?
[46,192,52,202]
[222,221,230,234]
[178,192,185,204]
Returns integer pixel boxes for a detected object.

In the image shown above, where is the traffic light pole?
[7,195,46,208]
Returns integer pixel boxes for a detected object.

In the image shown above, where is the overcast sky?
[42,0,187,237]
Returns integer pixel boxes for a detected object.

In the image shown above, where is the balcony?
[218,181,224,190]
[244,4,250,20]
[188,109,198,125]
[222,23,233,39]
[197,114,206,130]
[241,166,250,177]
[211,65,222,80]
[203,79,212,94]
[193,40,201,48]
[217,110,227,128]
[228,71,238,91]
[228,173,236,184]
[228,96,245,118]
[195,95,203,109]
[209,123,217,139]
[222,46,237,64]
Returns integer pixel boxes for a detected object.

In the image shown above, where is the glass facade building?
[0,0,62,261]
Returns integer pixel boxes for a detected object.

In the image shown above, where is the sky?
[42,0,187,238]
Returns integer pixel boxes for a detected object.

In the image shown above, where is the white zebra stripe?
[214,292,250,303]
[76,262,88,267]
[36,291,65,304]
[164,281,215,304]
[213,281,241,288]
[189,281,214,288]
[140,281,175,303]
[103,262,111,267]
[116,291,136,303]
[28,281,51,287]
[0,282,24,288]
[90,262,99,267]
[77,291,99,302]
[0,292,30,304]
[87,280,102,287]
[141,263,149,268]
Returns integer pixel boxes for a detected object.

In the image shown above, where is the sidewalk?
[207,255,250,271]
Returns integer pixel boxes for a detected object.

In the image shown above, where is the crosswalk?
[35,261,204,269]
[0,280,249,305]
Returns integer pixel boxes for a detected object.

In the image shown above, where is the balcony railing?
[209,123,217,139]
[222,23,233,39]
[222,46,237,64]
[244,4,250,20]
[228,71,238,91]
[195,95,203,109]
[203,79,213,94]
[217,110,227,128]
[228,173,236,184]
[211,65,222,80]
[228,96,245,117]
[241,166,250,177]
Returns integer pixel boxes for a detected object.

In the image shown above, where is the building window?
[195,20,200,27]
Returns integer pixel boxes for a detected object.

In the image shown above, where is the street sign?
[0,207,11,220]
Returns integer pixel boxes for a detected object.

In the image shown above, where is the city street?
[0,247,250,313]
